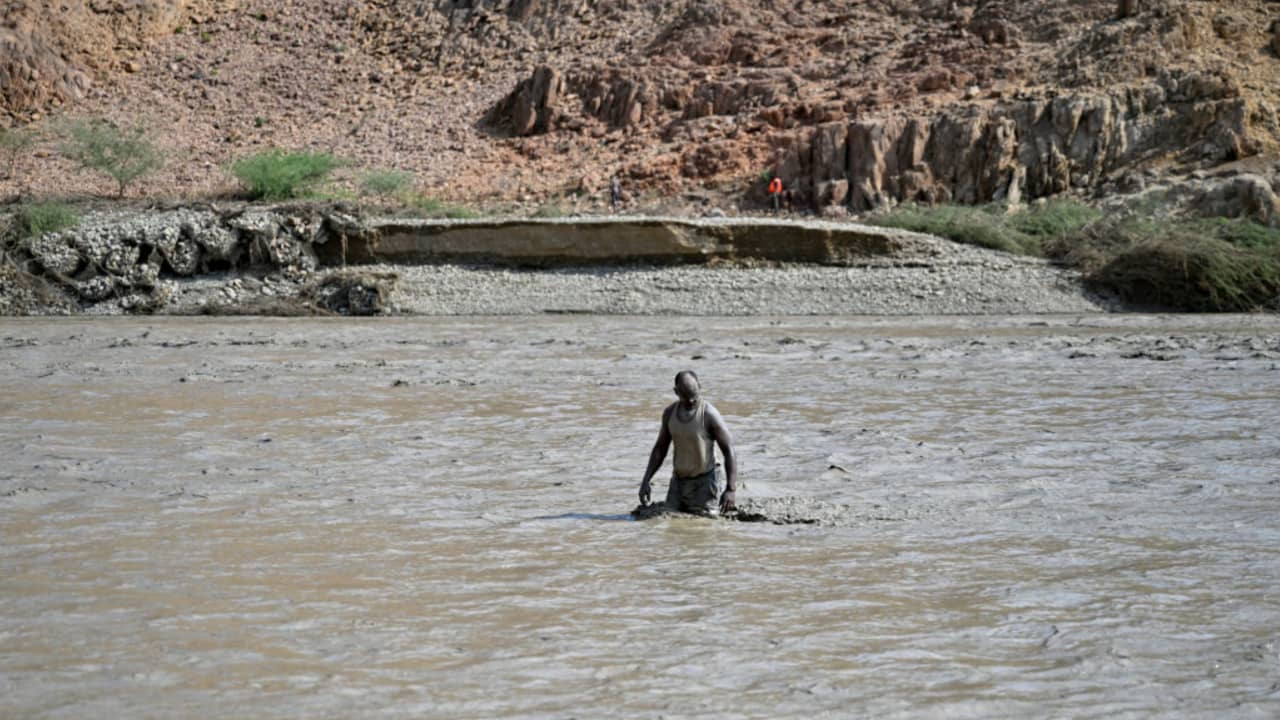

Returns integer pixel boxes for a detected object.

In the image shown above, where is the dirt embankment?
[2,1,1279,212]
[0,203,1113,316]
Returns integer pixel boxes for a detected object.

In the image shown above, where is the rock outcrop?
[1190,174,1280,228]
[774,69,1256,212]
[479,1,1280,211]
[14,205,345,310]
[486,66,565,136]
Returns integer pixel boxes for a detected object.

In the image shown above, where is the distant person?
[768,175,784,213]
[639,370,738,515]
[610,176,622,210]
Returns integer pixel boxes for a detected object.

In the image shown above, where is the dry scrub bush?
[59,119,163,197]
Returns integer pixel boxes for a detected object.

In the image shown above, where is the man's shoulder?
[702,401,727,428]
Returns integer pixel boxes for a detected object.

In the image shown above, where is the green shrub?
[1008,200,1102,238]
[1187,216,1280,251]
[59,119,163,197]
[13,202,80,239]
[871,197,1280,311]
[869,203,1040,255]
[230,149,341,200]
[360,169,414,199]
[0,126,37,179]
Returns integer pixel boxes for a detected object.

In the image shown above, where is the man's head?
[673,370,700,403]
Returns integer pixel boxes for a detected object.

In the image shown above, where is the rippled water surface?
[2,315,1279,719]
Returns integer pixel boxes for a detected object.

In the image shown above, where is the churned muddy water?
[2,314,1280,719]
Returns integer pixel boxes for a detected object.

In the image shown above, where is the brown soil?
[2,1,1279,210]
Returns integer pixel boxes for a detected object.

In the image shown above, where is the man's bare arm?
[639,406,673,505]
[707,406,737,511]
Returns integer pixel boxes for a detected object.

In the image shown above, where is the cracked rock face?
[10,205,357,310]
[776,70,1258,213]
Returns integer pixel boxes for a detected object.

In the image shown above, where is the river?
[2,314,1279,718]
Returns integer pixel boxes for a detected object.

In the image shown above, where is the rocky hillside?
[2,0,1279,211]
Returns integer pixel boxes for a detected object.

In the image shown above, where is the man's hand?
[639,479,652,506]
[719,488,736,514]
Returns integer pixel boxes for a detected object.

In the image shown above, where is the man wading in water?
[639,371,738,515]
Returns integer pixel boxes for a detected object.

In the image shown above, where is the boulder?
[306,271,396,316]
[76,276,116,302]
[190,223,240,265]
[164,236,202,276]
[815,179,849,207]
[576,73,655,129]
[1194,174,1280,227]
[1211,12,1249,41]
[488,65,565,135]
[102,244,140,276]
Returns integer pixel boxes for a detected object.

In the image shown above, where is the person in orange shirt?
[768,175,783,213]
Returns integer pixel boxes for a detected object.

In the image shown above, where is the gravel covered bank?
[384,243,1110,316]
[80,241,1117,316]
[169,218,1112,316]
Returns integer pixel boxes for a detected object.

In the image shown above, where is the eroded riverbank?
[2,206,1115,315]
[2,314,1279,718]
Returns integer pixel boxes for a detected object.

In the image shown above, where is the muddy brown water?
[2,315,1279,719]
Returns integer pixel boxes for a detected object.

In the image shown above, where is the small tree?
[59,119,163,197]
[0,126,37,179]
